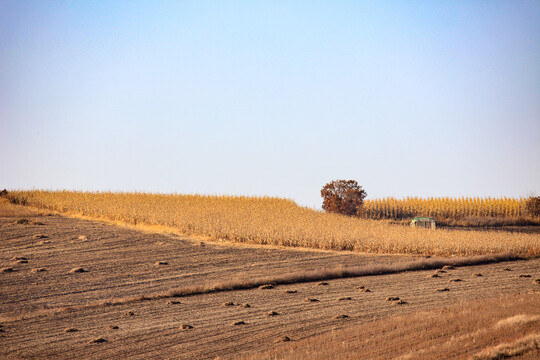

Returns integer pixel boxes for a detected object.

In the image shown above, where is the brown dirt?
[0,213,539,359]
[241,292,540,360]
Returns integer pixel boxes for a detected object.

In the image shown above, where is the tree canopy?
[321,180,367,216]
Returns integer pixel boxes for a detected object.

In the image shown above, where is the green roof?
[412,217,435,221]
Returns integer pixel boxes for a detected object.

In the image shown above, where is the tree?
[525,196,540,218]
[321,180,367,216]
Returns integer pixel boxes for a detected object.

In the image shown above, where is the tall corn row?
[5,190,539,257]
[363,197,528,220]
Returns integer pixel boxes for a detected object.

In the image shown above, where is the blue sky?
[1,1,539,208]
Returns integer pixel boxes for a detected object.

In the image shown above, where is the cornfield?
[363,197,530,220]
[6,190,540,257]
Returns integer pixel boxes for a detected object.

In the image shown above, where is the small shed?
[410,217,436,230]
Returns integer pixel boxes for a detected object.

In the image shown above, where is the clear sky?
[1,1,539,208]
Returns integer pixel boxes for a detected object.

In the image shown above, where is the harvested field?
[1,211,539,359]
[241,292,540,360]
[0,213,409,317]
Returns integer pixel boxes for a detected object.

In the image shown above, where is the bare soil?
[240,292,540,360]
[1,213,539,359]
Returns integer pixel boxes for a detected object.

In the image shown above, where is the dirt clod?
[275,336,291,343]
[11,257,28,261]
[0,267,15,273]
[69,267,86,273]
[284,290,297,294]
[64,328,78,333]
[166,300,181,305]
[13,219,30,224]
[338,297,352,301]
[392,299,408,305]
[89,337,107,344]
[334,314,349,319]
[240,303,250,308]
[266,311,279,316]
[436,288,450,292]
[448,279,464,282]
[473,273,483,277]
[504,268,512,271]
[33,234,48,239]
[180,324,193,330]
[154,261,168,266]
[442,265,455,270]
[31,268,46,272]
[259,284,274,290]
[78,235,87,240]
[317,282,329,286]
[359,288,371,292]
[14,259,28,264]
[123,311,134,317]
[108,325,119,330]
[223,302,236,307]
[232,321,246,326]
[304,298,319,303]
[386,296,400,301]
[428,273,441,278]
[519,274,531,278]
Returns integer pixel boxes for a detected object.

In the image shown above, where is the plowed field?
[1,213,538,359]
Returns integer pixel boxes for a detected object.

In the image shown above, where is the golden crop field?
[6,190,540,257]
[363,197,529,220]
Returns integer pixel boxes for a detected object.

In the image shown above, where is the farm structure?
[410,217,436,229]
